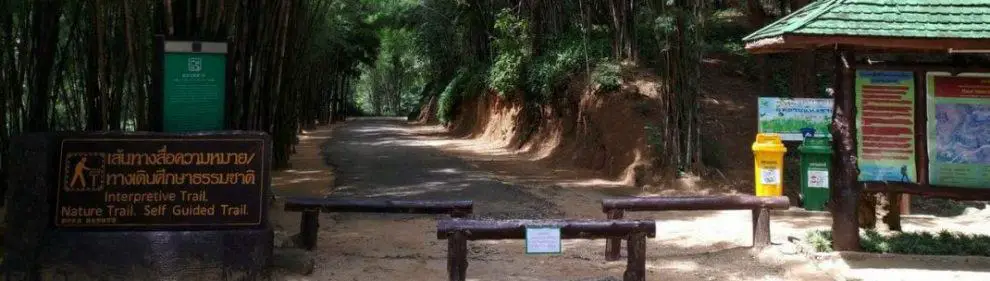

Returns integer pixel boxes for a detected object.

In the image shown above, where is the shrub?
[592,60,620,93]
[525,28,612,102]
[437,70,469,124]
[806,229,834,252]
[437,65,487,124]
[806,229,990,256]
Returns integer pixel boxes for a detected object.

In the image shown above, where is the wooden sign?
[54,136,268,228]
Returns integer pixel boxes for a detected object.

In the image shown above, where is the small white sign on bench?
[525,226,561,255]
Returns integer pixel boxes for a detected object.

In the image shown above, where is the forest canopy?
[0,0,815,196]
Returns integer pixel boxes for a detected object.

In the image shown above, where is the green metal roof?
[743,0,990,52]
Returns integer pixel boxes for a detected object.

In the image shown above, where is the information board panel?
[162,41,227,132]
[757,97,833,141]
[55,137,267,228]
[927,72,990,188]
[855,70,917,183]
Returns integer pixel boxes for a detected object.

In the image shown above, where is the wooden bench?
[284,197,473,250]
[601,195,790,261]
[437,219,656,281]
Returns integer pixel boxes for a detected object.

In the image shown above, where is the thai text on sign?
[55,137,267,228]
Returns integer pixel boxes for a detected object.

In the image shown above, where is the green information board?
[162,44,226,132]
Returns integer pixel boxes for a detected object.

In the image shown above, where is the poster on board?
[758,97,833,141]
[927,72,990,188]
[855,70,917,183]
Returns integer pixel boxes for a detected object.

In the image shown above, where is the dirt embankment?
[423,60,762,191]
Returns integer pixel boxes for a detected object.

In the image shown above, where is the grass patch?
[806,229,990,256]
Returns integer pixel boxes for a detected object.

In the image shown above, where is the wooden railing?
[437,219,656,281]
[600,195,790,260]
[284,197,473,250]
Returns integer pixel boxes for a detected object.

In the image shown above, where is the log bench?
[601,195,790,261]
[284,197,473,250]
[437,219,656,281]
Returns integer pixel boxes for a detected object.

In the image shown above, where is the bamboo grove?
[1,0,818,197]
[0,0,378,197]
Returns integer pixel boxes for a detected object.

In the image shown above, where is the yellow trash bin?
[752,133,787,196]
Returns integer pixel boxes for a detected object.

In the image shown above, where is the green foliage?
[806,230,835,252]
[635,9,674,67]
[807,230,990,256]
[412,0,463,77]
[526,30,613,100]
[354,25,428,116]
[644,123,667,159]
[703,10,751,56]
[437,75,464,125]
[633,5,668,67]
[489,9,531,96]
[592,61,621,93]
[437,65,487,124]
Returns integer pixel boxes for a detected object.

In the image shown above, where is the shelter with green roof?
[745,0,990,53]
[743,0,990,251]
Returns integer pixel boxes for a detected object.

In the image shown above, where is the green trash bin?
[799,137,832,211]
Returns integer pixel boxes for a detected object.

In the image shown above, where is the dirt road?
[325,118,562,219]
[269,118,846,281]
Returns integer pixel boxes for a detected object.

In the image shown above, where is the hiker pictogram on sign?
[63,153,106,192]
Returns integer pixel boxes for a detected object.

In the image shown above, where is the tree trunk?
[745,0,769,29]
[26,0,63,132]
[124,0,149,131]
[609,0,635,61]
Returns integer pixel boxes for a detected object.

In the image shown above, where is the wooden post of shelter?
[830,49,861,250]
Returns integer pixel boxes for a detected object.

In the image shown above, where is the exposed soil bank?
[435,62,762,193]
[447,75,656,188]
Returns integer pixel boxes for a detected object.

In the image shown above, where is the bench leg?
[447,231,468,281]
[300,210,320,251]
[605,209,624,261]
[752,208,770,248]
[623,232,647,281]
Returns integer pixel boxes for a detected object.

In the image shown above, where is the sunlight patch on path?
[271,125,336,198]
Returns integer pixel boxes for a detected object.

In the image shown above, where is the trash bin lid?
[752,133,787,153]
[799,137,833,154]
